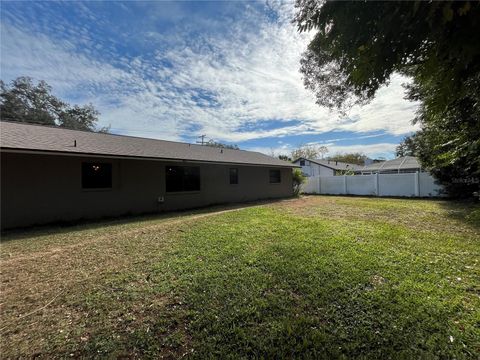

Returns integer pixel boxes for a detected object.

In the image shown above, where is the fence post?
[414,171,420,197]
[375,173,379,196]
[343,176,347,194]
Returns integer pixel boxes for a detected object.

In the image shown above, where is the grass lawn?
[1,196,479,358]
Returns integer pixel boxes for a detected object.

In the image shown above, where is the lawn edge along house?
[0,121,297,229]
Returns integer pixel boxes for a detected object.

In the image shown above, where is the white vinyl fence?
[302,172,444,197]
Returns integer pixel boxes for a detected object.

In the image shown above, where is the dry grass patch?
[276,195,479,235]
[1,206,256,358]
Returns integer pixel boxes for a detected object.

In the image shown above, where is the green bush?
[292,168,306,196]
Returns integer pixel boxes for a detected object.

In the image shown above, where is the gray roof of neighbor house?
[293,157,361,171]
[0,121,297,168]
[356,156,421,173]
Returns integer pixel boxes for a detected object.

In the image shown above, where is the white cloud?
[1,2,419,143]
[0,23,130,96]
[249,142,398,160]
[343,75,420,135]
[326,142,398,159]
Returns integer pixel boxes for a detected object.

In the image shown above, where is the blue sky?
[1,1,418,159]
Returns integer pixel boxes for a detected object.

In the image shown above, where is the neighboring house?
[354,156,422,175]
[292,157,361,177]
[0,122,297,229]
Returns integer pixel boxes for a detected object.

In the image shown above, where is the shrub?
[292,168,306,196]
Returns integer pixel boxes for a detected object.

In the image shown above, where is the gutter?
[1,147,300,169]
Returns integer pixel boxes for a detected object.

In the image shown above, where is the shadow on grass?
[1,197,292,242]
[302,192,446,201]
[438,199,480,230]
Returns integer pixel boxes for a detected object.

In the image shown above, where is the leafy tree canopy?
[396,135,420,158]
[295,1,480,197]
[291,144,328,160]
[205,139,239,150]
[278,154,292,162]
[1,77,107,132]
[328,152,367,166]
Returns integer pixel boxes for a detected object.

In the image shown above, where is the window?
[269,169,281,183]
[166,166,200,192]
[229,168,238,185]
[299,160,305,166]
[82,162,112,189]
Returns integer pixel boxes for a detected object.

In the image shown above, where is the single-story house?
[292,157,361,177]
[0,121,297,229]
[354,156,422,175]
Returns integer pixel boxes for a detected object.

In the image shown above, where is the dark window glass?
[229,168,238,184]
[82,163,112,189]
[166,166,200,192]
[269,169,281,183]
[299,160,305,166]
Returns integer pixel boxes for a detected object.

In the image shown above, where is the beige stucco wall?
[1,152,293,229]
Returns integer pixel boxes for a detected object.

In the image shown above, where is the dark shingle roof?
[0,121,297,168]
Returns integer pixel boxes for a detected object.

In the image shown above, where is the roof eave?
[1,147,300,168]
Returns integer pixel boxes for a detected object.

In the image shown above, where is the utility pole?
[196,134,207,145]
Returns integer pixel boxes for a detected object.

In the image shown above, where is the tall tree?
[278,154,292,162]
[396,135,419,157]
[1,77,107,132]
[295,1,480,197]
[291,144,328,160]
[328,152,367,165]
[205,139,239,150]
